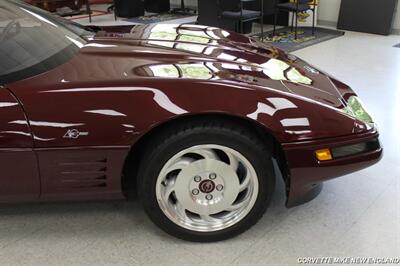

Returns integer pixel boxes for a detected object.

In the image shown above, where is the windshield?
[0,0,93,84]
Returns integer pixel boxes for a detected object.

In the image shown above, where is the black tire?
[137,118,276,242]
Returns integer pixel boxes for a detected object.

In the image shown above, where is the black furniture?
[114,0,144,18]
[338,0,398,35]
[198,0,237,31]
[218,0,264,38]
[171,0,197,14]
[145,0,170,13]
[273,0,316,39]
[86,0,116,22]
[256,0,285,25]
[198,0,287,32]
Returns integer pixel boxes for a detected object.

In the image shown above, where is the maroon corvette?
[0,0,382,241]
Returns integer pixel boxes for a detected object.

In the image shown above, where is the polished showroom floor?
[0,30,399,265]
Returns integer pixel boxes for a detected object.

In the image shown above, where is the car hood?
[85,24,354,109]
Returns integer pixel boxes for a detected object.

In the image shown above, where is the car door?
[1,1,129,201]
[0,87,39,202]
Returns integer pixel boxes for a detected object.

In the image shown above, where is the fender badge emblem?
[63,129,89,139]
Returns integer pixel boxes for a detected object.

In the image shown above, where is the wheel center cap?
[174,159,239,215]
[199,179,215,193]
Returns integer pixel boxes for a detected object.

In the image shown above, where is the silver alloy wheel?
[156,144,259,232]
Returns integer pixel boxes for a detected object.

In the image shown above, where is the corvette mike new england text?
[297,257,400,264]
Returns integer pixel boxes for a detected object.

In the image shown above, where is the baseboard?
[317,20,338,28]
[317,20,400,35]
[392,28,400,35]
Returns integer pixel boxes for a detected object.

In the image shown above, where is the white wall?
[317,0,400,30]
[170,0,197,8]
[394,4,400,29]
[317,0,341,24]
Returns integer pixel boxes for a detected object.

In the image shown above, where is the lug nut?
[205,194,213,200]
[194,176,201,182]
[216,184,223,191]
[209,173,217,180]
[192,189,200,195]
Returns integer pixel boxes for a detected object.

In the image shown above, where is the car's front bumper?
[282,130,383,207]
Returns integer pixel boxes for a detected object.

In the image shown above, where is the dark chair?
[171,0,197,14]
[273,0,316,39]
[114,0,144,18]
[218,0,264,38]
[85,0,116,23]
[145,0,170,13]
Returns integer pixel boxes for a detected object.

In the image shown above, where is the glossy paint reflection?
[42,87,188,115]
[5,85,189,147]
[9,120,84,128]
[8,23,367,148]
[122,24,337,105]
[85,109,127,117]
[247,97,298,119]
[0,89,32,148]
[0,102,18,107]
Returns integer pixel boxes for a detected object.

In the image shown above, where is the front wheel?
[138,119,276,242]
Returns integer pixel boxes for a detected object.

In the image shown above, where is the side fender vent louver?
[38,149,129,197]
[58,159,109,189]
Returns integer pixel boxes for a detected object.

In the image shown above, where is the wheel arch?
[121,113,289,198]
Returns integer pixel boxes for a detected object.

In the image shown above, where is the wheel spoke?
[200,214,220,223]
[226,151,239,172]
[163,180,176,201]
[175,202,189,220]
[238,171,251,192]
[192,148,219,160]
[166,157,194,173]
[226,200,247,211]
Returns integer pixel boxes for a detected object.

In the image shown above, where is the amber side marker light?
[315,148,333,161]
